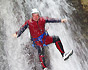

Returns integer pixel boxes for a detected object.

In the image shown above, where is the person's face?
[32,13,39,21]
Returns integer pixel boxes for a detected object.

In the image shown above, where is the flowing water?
[0,0,88,70]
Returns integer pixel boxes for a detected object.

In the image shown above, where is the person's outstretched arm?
[13,21,29,38]
[45,17,67,23]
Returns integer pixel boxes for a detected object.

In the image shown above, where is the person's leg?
[45,36,65,57]
[45,35,73,60]
[52,36,65,56]
[35,45,46,69]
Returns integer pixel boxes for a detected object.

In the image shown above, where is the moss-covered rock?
[81,0,88,12]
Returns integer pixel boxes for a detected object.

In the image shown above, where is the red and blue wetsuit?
[16,17,65,69]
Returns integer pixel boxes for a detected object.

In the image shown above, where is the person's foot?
[43,68,48,70]
[63,50,73,60]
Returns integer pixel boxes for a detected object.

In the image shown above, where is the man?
[13,8,73,70]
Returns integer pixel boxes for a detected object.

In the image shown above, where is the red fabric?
[23,17,53,47]
[39,55,46,68]
[26,17,46,38]
[34,35,53,47]
[55,41,64,53]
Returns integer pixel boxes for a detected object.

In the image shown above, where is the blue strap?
[32,32,48,47]
[43,44,47,46]
[32,44,35,47]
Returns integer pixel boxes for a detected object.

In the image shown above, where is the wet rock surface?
[66,0,88,48]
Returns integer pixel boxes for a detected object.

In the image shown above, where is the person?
[13,8,73,70]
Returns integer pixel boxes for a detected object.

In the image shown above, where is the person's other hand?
[61,19,67,23]
[13,33,17,38]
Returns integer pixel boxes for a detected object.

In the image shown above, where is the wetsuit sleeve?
[45,17,61,23]
[16,21,29,38]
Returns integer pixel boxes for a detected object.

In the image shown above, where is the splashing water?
[0,0,88,70]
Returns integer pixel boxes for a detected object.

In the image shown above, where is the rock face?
[67,0,88,21]
[67,0,88,45]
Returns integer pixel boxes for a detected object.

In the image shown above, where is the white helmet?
[31,8,39,14]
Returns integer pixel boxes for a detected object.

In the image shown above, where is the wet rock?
[81,0,88,12]
[66,0,88,48]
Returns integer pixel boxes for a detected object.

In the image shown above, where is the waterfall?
[0,0,88,70]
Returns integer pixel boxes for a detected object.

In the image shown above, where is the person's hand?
[61,19,67,23]
[13,33,17,38]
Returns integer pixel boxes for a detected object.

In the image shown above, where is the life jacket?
[26,17,48,47]
[27,17,46,38]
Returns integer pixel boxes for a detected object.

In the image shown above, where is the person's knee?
[53,36,60,43]
[37,46,44,55]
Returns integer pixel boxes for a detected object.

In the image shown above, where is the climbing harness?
[32,31,48,47]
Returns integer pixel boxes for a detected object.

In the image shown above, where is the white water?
[0,0,88,70]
